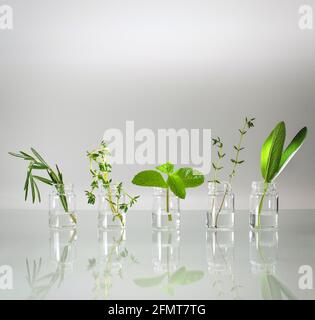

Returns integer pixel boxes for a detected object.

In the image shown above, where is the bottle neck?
[52,183,73,195]
[208,182,232,194]
[251,181,277,194]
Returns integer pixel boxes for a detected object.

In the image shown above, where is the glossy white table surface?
[0,210,314,300]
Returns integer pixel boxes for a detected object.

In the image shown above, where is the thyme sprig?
[85,141,139,225]
[209,137,225,185]
[209,117,255,227]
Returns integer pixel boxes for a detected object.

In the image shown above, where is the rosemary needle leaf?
[33,175,53,186]
[31,148,48,166]
[30,175,36,203]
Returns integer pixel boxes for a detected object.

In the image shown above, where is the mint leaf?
[167,174,186,199]
[175,168,204,188]
[132,170,168,188]
[156,162,174,174]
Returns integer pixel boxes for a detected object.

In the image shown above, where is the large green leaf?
[261,122,286,182]
[273,127,308,180]
[156,162,174,174]
[132,170,168,188]
[167,174,186,199]
[170,267,204,285]
[134,273,167,287]
[175,168,204,188]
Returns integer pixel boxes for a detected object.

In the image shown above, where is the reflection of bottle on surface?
[88,229,137,300]
[25,228,77,299]
[152,229,181,274]
[207,230,234,274]
[50,228,77,272]
[249,230,297,300]
[206,230,241,299]
[249,230,278,275]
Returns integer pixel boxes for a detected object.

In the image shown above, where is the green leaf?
[132,170,168,188]
[33,175,54,186]
[167,174,186,199]
[261,122,286,182]
[174,168,204,188]
[156,162,174,174]
[134,273,167,287]
[8,152,27,159]
[30,148,48,166]
[170,267,204,285]
[33,180,41,203]
[274,127,308,180]
[30,175,36,203]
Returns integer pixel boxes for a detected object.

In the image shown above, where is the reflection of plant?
[208,232,242,299]
[257,122,307,227]
[260,273,297,300]
[209,117,255,227]
[132,162,204,221]
[85,141,139,226]
[134,267,204,296]
[88,232,138,300]
[9,148,76,224]
[25,230,77,299]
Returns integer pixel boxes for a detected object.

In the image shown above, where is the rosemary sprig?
[85,141,139,226]
[9,148,76,224]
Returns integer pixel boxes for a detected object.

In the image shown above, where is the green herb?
[85,141,139,226]
[132,162,204,221]
[209,117,255,227]
[257,122,307,227]
[9,148,76,224]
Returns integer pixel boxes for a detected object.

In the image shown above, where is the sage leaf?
[273,127,308,180]
[175,168,204,188]
[167,174,186,199]
[261,121,286,182]
[132,170,168,188]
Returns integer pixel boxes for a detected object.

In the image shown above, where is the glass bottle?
[152,188,180,230]
[206,182,234,229]
[49,183,77,229]
[98,186,126,229]
[249,181,279,229]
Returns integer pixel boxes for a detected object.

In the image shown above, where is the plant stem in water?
[166,187,172,221]
[256,182,268,228]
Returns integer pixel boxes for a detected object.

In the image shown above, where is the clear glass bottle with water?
[49,183,77,229]
[206,182,235,229]
[152,188,180,230]
[249,181,279,229]
[98,186,126,229]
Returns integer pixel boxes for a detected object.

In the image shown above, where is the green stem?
[256,182,268,228]
[166,188,172,221]
[214,124,247,227]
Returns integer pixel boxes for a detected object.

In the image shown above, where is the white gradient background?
[0,0,314,210]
